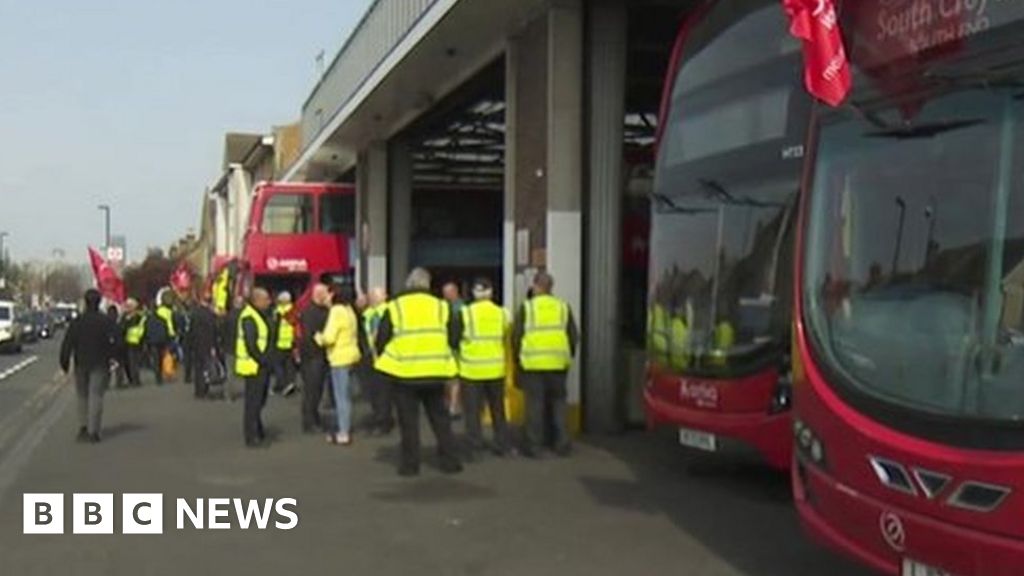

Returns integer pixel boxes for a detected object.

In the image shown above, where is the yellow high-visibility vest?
[125,313,146,346]
[213,268,230,314]
[669,316,691,371]
[363,303,387,359]
[275,303,294,350]
[156,305,176,339]
[235,305,268,377]
[519,295,572,372]
[459,300,508,382]
[707,321,736,367]
[648,304,670,365]
[374,293,457,380]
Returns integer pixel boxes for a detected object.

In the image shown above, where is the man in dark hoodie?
[189,291,220,399]
[60,289,120,443]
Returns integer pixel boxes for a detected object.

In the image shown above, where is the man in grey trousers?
[60,288,121,444]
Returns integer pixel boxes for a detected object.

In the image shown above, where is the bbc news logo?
[23,494,299,534]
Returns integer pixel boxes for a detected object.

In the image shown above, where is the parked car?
[51,303,78,329]
[17,313,38,344]
[0,300,22,353]
[29,311,57,339]
[19,310,55,342]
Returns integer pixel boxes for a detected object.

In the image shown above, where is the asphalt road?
[0,344,871,576]
[0,337,60,453]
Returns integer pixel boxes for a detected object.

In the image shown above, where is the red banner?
[783,0,852,107]
[170,262,192,294]
[87,247,125,304]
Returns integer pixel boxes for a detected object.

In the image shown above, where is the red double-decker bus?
[793,2,1024,574]
[643,0,811,470]
[238,182,355,304]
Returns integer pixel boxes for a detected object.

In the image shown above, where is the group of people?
[105,290,222,394]
[59,267,578,478]
[60,288,230,442]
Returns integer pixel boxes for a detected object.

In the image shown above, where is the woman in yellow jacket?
[315,284,361,445]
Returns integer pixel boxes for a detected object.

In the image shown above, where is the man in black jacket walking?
[60,289,120,443]
[189,292,220,399]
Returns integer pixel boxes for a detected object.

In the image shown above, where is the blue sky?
[0,0,371,262]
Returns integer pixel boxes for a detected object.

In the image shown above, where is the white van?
[0,300,21,353]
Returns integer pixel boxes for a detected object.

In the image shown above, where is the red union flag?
[87,247,125,304]
[783,0,851,107]
[170,262,192,294]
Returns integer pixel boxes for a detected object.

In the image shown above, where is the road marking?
[0,355,39,382]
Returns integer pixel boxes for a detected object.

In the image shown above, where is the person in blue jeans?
[315,284,362,446]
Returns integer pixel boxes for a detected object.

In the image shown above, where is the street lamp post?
[97,204,111,251]
[0,231,8,276]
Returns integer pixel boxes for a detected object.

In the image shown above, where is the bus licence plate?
[902,559,953,576]
[678,428,717,452]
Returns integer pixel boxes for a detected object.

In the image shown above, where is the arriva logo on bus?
[22,493,299,534]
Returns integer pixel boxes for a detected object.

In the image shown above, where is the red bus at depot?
[216,182,355,309]
[792,1,1024,574]
[643,0,811,471]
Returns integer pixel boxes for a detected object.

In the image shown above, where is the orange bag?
[161,351,177,380]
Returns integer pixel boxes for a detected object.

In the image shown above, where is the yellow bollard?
[485,334,578,436]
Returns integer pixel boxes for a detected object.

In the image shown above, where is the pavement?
[0,340,871,576]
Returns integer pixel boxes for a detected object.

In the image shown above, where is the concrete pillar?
[361,143,389,293]
[502,44,518,310]
[227,165,251,258]
[585,0,627,433]
[546,0,585,430]
[213,194,229,257]
[354,153,367,291]
[509,15,548,306]
[388,138,414,295]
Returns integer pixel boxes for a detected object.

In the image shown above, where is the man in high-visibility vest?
[374,267,462,477]
[513,272,579,458]
[146,293,177,385]
[648,302,671,367]
[455,278,510,457]
[120,298,146,387]
[363,286,394,435]
[212,266,230,315]
[236,288,273,447]
[156,294,177,340]
[271,291,297,397]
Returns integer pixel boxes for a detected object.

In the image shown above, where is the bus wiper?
[697,178,788,208]
[650,192,715,214]
[848,101,892,130]
[866,118,985,140]
[698,178,735,202]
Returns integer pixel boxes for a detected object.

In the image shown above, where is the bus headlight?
[769,374,792,414]
[793,418,827,468]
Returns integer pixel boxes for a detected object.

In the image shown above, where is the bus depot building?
[284,0,699,433]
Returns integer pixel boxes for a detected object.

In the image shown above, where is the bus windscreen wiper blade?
[866,118,985,140]
[697,178,788,208]
[650,193,715,214]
